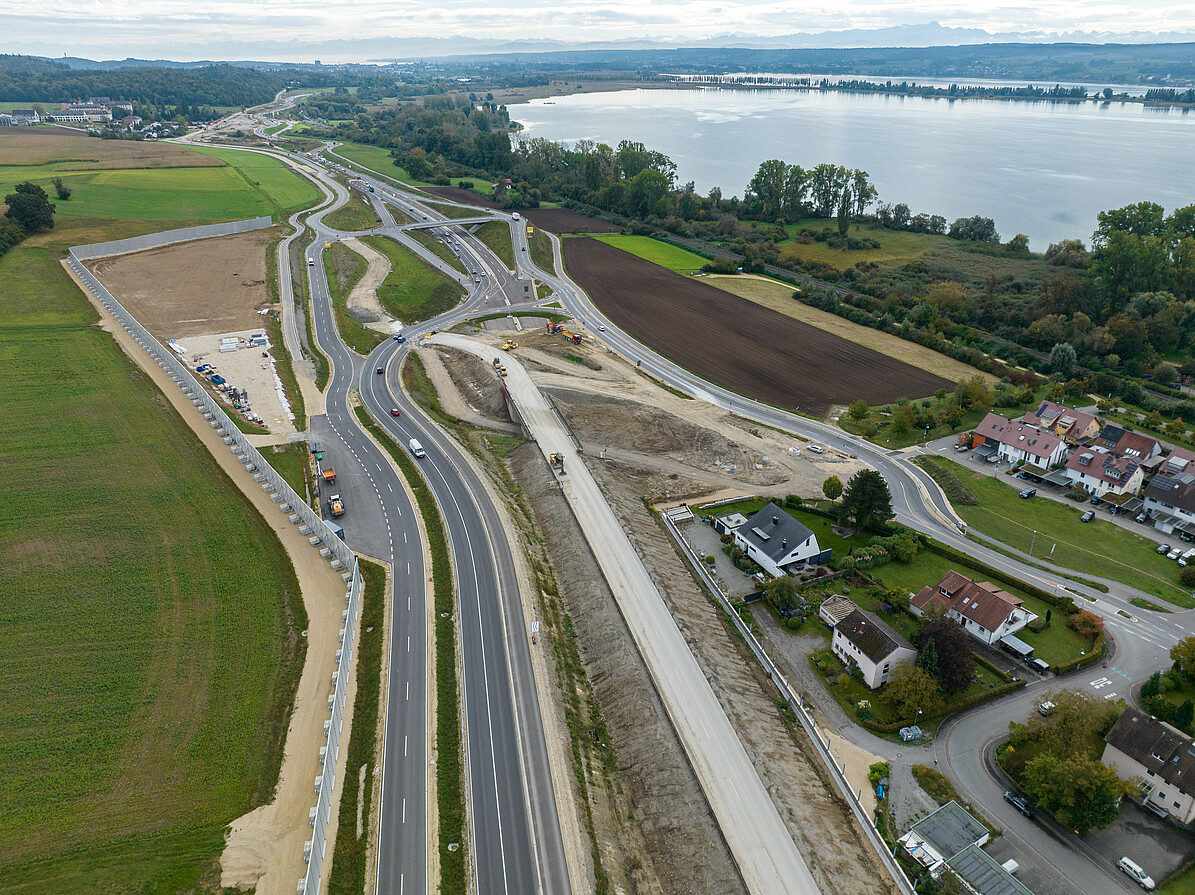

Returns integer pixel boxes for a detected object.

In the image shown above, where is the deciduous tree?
[918,618,975,694]
[822,475,843,501]
[4,181,55,233]
[1022,754,1128,835]
[884,664,944,721]
[1171,636,1195,680]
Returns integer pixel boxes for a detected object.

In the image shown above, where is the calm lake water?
[517,87,1195,249]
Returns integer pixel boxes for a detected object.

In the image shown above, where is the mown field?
[362,235,464,323]
[327,141,436,189]
[0,130,313,892]
[594,234,710,272]
[323,191,379,231]
[475,220,514,269]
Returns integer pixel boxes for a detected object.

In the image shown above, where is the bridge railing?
[67,219,360,895]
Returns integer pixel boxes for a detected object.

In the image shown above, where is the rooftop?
[912,571,1025,632]
[736,502,815,564]
[906,800,989,860]
[1106,709,1195,797]
[950,844,1034,895]
[834,609,912,664]
[974,413,1062,460]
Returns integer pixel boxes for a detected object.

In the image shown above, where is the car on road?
[376,366,384,374]
[1019,487,1037,499]
[1118,857,1156,890]
[390,408,400,416]
[599,324,606,331]
[1037,700,1056,716]
[1003,790,1035,817]
[393,333,406,343]
[307,258,315,266]
[1081,510,1096,522]
[807,444,825,454]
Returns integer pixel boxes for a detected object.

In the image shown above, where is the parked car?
[1037,700,1056,716]
[1027,658,1050,674]
[1004,790,1036,817]
[1081,510,1096,522]
[1159,544,1173,555]
[1169,547,1184,560]
[807,444,825,454]
[1137,512,1151,523]
[1090,495,1103,505]
[1118,857,1156,890]
[1019,488,1037,499]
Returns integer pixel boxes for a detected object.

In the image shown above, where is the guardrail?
[662,514,917,895]
[68,219,360,895]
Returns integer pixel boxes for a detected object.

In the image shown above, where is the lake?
[517,87,1195,248]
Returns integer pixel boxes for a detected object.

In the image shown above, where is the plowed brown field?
[563,237,952,416]
[420,188,621,234]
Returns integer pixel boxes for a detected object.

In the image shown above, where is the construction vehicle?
[546,321,561,334]
[502,340,518,350]
[322,468,336,484]
[561,330,582,345]
[329,494,345,517]
[549,452,565,473]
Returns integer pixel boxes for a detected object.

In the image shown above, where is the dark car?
[1081,510,1096,522]
[376,366,384,374]
[1019,488,1037,499]
[1004,790,1036,817]
[1091,495,1103,505]
[1159,543,1174,555]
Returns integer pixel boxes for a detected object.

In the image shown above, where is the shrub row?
[860,678,1026,733]
[912,457,978,506]
[1052,632,1107,676]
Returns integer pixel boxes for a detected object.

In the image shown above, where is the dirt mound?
[562,237,952,416]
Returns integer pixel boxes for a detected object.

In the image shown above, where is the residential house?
[1065,445,1144,499]
[1143,470,1195,536]
[831,609,915,688]
[973,412,1067,469]
[1101,708,1195,825]
[899,801,1031,894]
[120,115,143,129]
[1022,400,1102,443]
[731,502,829,577]
[1095,424,1162,464]
[911,570,1037,647]
[10,109,40,125]
[0,112,11,126]
[818,594,858,627]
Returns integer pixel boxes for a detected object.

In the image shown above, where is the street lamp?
[1030,530,1037,556]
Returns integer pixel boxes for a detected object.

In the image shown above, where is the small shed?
[714,512,748,535]
[819,594,859,627]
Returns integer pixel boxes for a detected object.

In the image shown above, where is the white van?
[1118,857,1155,890]
[408,438,426,459]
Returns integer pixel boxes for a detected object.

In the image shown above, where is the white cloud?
[1,0,1193,59]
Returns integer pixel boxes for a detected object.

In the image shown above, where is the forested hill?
[0,55,321,106]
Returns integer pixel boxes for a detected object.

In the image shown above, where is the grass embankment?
[529,229,554,274]
[323,192,379,231]
[362,235,465,324]
[0,221,308,892]
[353,404,466,893]
[475,221,515,269]
[922,456,1192,607]
[427,201,489,220]
[595,234,710,271]
[409,227,469,275]
[327,141,438,189]
[327,558,386,895]
[324,242,386,354]
[265,442,312,496]
[263,310,307,429]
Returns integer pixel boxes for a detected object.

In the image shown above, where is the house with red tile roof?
[1022,400,1102,443]
[910,570,1037,647]
[972,412,1067,468]
[1065,445,1144,498]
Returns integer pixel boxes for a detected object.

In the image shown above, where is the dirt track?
[563,237,952,416]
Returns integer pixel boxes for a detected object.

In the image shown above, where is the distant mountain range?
[21,22,1195,68]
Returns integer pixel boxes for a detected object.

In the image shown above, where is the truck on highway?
[329,494,344,516]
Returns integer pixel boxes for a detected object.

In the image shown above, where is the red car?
[390,408,400,417]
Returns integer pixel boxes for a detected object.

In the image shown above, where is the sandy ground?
[85,228,282,338]
[63,260,356,895]
[175,329,297,435]
[341,237,403,334]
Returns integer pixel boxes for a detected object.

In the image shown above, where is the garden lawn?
[595,234,710,272]
[362,235,464,323]
[928,457,1192,608]
[0,239,305,894]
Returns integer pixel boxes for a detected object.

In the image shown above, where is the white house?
[1144,469,1195,535]
[1101,709,1195,826]
[1065,445,1144,498]
[731,502,827,577]
[831,609,916,689]
[973,412,1067,468]
[911,570,1036,647]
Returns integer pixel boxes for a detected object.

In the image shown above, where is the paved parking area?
[1085,800,1195,888]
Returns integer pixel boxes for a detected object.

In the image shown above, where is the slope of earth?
[563,237,952,417]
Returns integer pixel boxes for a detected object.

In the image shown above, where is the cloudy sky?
[3,0,1193,61]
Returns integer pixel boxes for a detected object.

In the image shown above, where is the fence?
[68,220,360,895]
[662,514,917,895]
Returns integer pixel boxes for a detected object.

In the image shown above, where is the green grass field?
[530,229,554,273]
[409,228,468,275]
[325,242,385,354]
[363,235,464,323]
[475,221,514,269]
[328,142,437,189]
[0,242,306,893]
[595,234,711,271]
[0,146,320,224]
[323,192,380,231]
[923,456,1192,607]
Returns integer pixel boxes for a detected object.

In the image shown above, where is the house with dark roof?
[1022,400,1102,443]
[1101,708,1195,825]
[899,801,1032,894]
[1143,470,1195,536]
[10,109,40,125]
[1096,424,1161,463]
[973,413,1067,468]
[731,502,828,577]
[911,570,1036,647]
[831,609,915,688]
[1065,445,1144,498]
